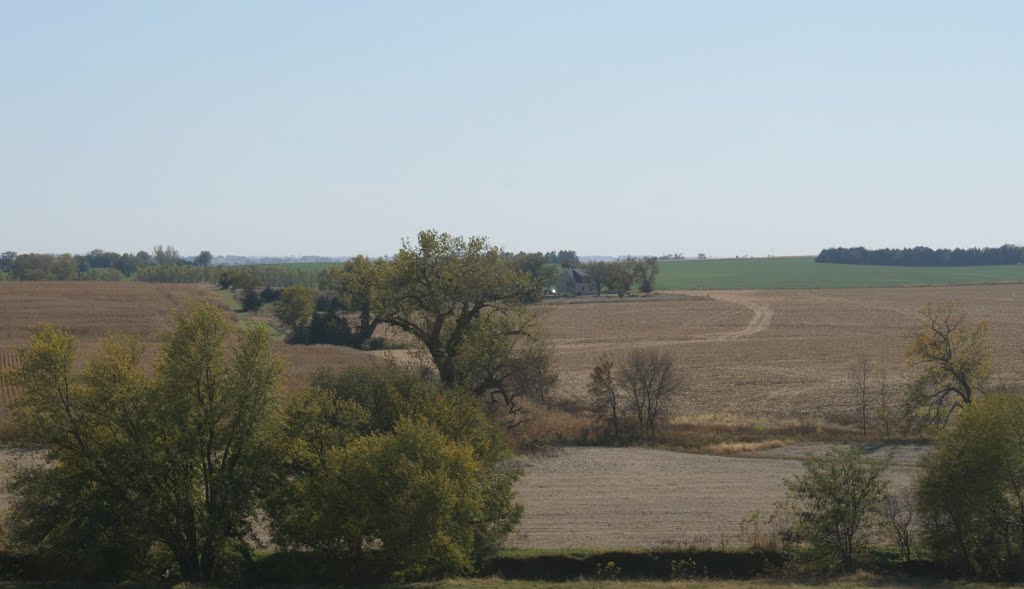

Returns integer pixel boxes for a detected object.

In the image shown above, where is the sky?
[2,1,1022,258]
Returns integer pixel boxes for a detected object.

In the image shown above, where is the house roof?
[569,269,593,283]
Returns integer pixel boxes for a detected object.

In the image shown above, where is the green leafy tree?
[373,231,553,414]
[319,255,387,345]
[0,250,16,273]
[606,259,634,297]
[632,256,659,293]
[509,252,557,299]
[917,392,1024,579]
[785,447,890,572]
[274,285,316,338]
[582,260,613,294]
[195,250,213,267]
[152,244,181,266]
[3,302,282,582]
[266,365,521,581]
[51,253,77,280]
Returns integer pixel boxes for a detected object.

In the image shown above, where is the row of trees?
[581,257,659,296]
[0,246,214,281]
[816,244,1024,266]
[2,302,521,583]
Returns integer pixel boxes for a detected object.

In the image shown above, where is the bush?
[264,365,522,581]
[785,447,890,573]
[917,392,1024,579]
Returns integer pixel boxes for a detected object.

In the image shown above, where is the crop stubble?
[510,445,919,549]
[0,281,374,403]
[538,284,1024,419]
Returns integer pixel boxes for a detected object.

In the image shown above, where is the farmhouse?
[556,268,598,296]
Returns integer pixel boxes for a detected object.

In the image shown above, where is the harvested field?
[0,282,375,405]
[539,284,1024,420]
[510,446,920,549]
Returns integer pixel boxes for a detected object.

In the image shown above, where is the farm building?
[556,268,598,296]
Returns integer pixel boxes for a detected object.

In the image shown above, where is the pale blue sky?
[2,1,1021,258]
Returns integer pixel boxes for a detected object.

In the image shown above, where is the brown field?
[0,281,375,415]
[510,445,921,549]
[4,281,1024,424]
[538,285,1024,421]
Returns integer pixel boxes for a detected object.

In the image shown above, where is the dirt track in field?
[538,284,1024,420]
[509,445,921,549]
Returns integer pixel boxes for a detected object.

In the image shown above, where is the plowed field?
[510,445,921,549]
[538,284,1024,419]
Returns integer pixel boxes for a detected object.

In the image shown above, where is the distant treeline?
[816,245,1024,267]
[0,247,321,287]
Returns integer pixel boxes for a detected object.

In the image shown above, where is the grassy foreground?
[656,258,1024,290]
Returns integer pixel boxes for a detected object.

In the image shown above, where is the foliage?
[916,392,1024,579]
[265,365,522,581]
[784,447,890,573]
[653,257,1024,290]
[151,244,182,265]
[0,250,15,273]
[607,260,635,296]
[195,250,213,267]
[373,230,552,417]
[545,250,579,267]
[508,252,558,299]
[134,263,214,283]
[817,244,1024,266]
[2,302,283,582]
[319,255,388,345]
[631,256,659,293]
[453,314,558,425]
[274,285,316,336]
[903,302,990,426]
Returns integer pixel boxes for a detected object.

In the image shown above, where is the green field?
[654,258,1024,290]
[253,261,342,273]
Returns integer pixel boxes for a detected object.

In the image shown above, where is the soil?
[538,284,1024,420]
[509,445,920,549]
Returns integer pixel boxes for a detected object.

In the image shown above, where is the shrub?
[917,392,1024,579]
[785,447,890,572]
[265,365,522,581]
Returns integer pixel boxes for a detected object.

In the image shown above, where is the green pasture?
[655,258,1024,290]
[254,261,342,274]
